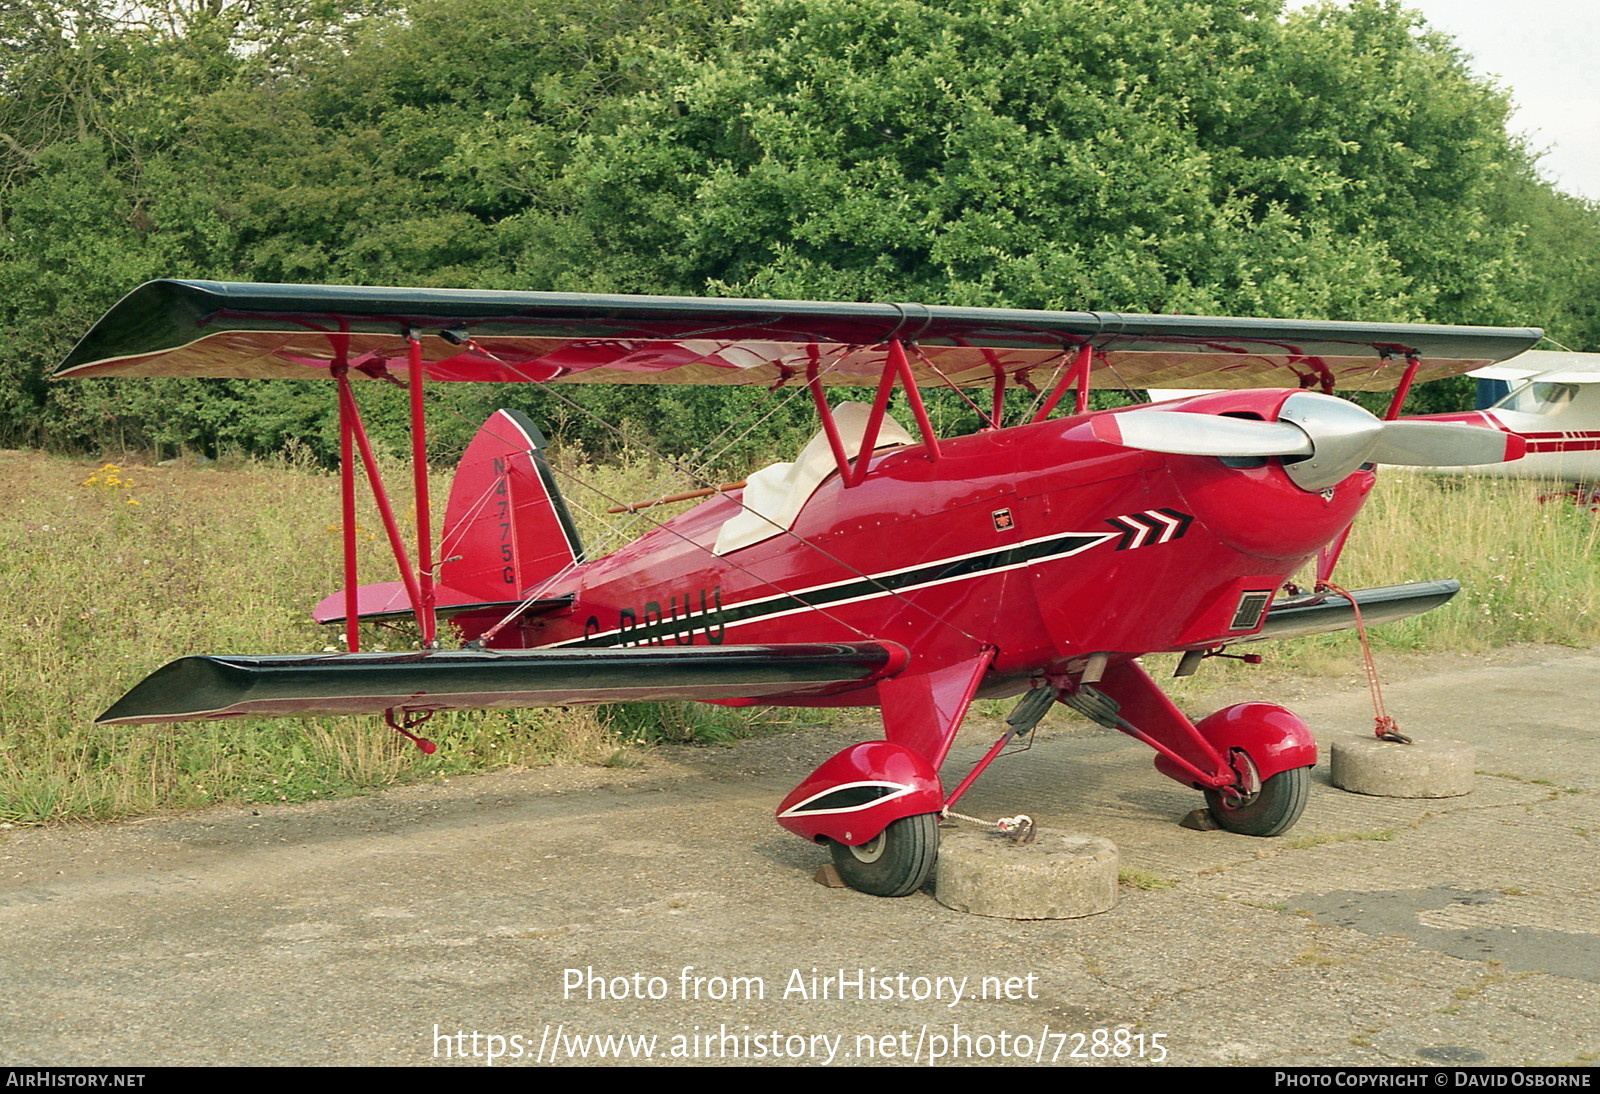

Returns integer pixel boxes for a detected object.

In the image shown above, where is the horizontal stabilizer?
[96,642,902,725]
[311,580,573,625]
[1244,580,1460,643]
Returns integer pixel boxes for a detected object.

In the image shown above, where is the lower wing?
[96,642,903,725]
[1247,579,1460,643]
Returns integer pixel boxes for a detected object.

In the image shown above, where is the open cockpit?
[714,402,915,554]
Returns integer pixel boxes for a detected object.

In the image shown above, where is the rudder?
[439,409,584,602]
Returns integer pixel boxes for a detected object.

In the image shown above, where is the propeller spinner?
[1092,392,1522,491]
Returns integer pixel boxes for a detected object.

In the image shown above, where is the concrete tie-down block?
[934,827,1119,919]
[1330,736,1475,798]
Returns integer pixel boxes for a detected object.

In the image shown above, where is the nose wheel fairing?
[775,741,943,846]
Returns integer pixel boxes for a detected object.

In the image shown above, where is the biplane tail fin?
[437,408,584,601]
[311,409,584,627]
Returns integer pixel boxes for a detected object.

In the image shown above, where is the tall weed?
[2,451,1593,823]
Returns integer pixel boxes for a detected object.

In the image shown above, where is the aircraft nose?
[1091,392,1522,492]
[1272,393,1382,490]
[1276,392,1521,489]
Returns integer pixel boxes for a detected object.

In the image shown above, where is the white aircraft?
[1426,350,1600,487]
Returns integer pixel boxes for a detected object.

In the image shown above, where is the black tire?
[829,813,939,897]
[1204,765,1310,836]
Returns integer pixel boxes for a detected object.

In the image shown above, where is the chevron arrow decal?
[1106,508,1194,551]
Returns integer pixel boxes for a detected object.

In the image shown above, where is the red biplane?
[58,281,1540,896]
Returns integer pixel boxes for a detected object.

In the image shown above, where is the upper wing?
[56,279,1542,392]
[95,642,901,724]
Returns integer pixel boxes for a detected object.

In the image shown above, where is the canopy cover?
[56,280,1544,392]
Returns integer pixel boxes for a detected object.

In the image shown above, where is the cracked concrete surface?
[0,646,1596,1066]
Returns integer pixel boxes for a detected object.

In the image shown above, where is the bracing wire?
[442,337,988,648]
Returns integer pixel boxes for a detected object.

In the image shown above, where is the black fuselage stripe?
[567,532,1107,647]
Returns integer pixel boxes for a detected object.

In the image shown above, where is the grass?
[1292,944,1346,967]
[1287,828,1398,850]
[1118,868,1176,890]
[1275,471,1600,658]
[0,448,768,824]
[5,451,1600,826]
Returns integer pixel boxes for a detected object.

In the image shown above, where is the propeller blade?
[1092,411,1313,457]
[1365,421,1519,467]
[1094,392,1523,492]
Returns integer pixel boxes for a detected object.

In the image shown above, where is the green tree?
[3,0,1597,459]
[544,0,1532,324]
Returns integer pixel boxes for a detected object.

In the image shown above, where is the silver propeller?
[1094,392,1517,491]
[1092,410,1313,458]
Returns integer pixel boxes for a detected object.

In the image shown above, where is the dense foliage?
[2,0,1596,465]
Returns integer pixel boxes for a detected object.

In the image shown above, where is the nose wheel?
[830,813,939,896]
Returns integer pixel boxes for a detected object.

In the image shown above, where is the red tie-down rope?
[1316,581,1413,744]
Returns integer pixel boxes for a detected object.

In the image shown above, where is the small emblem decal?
[992,508,1014,532]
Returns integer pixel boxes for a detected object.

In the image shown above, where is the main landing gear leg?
[1066,659,1316,836]
[776,652,999,898]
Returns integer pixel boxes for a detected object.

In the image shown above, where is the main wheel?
[829,813,939,897]
[1204,765,1310,836]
